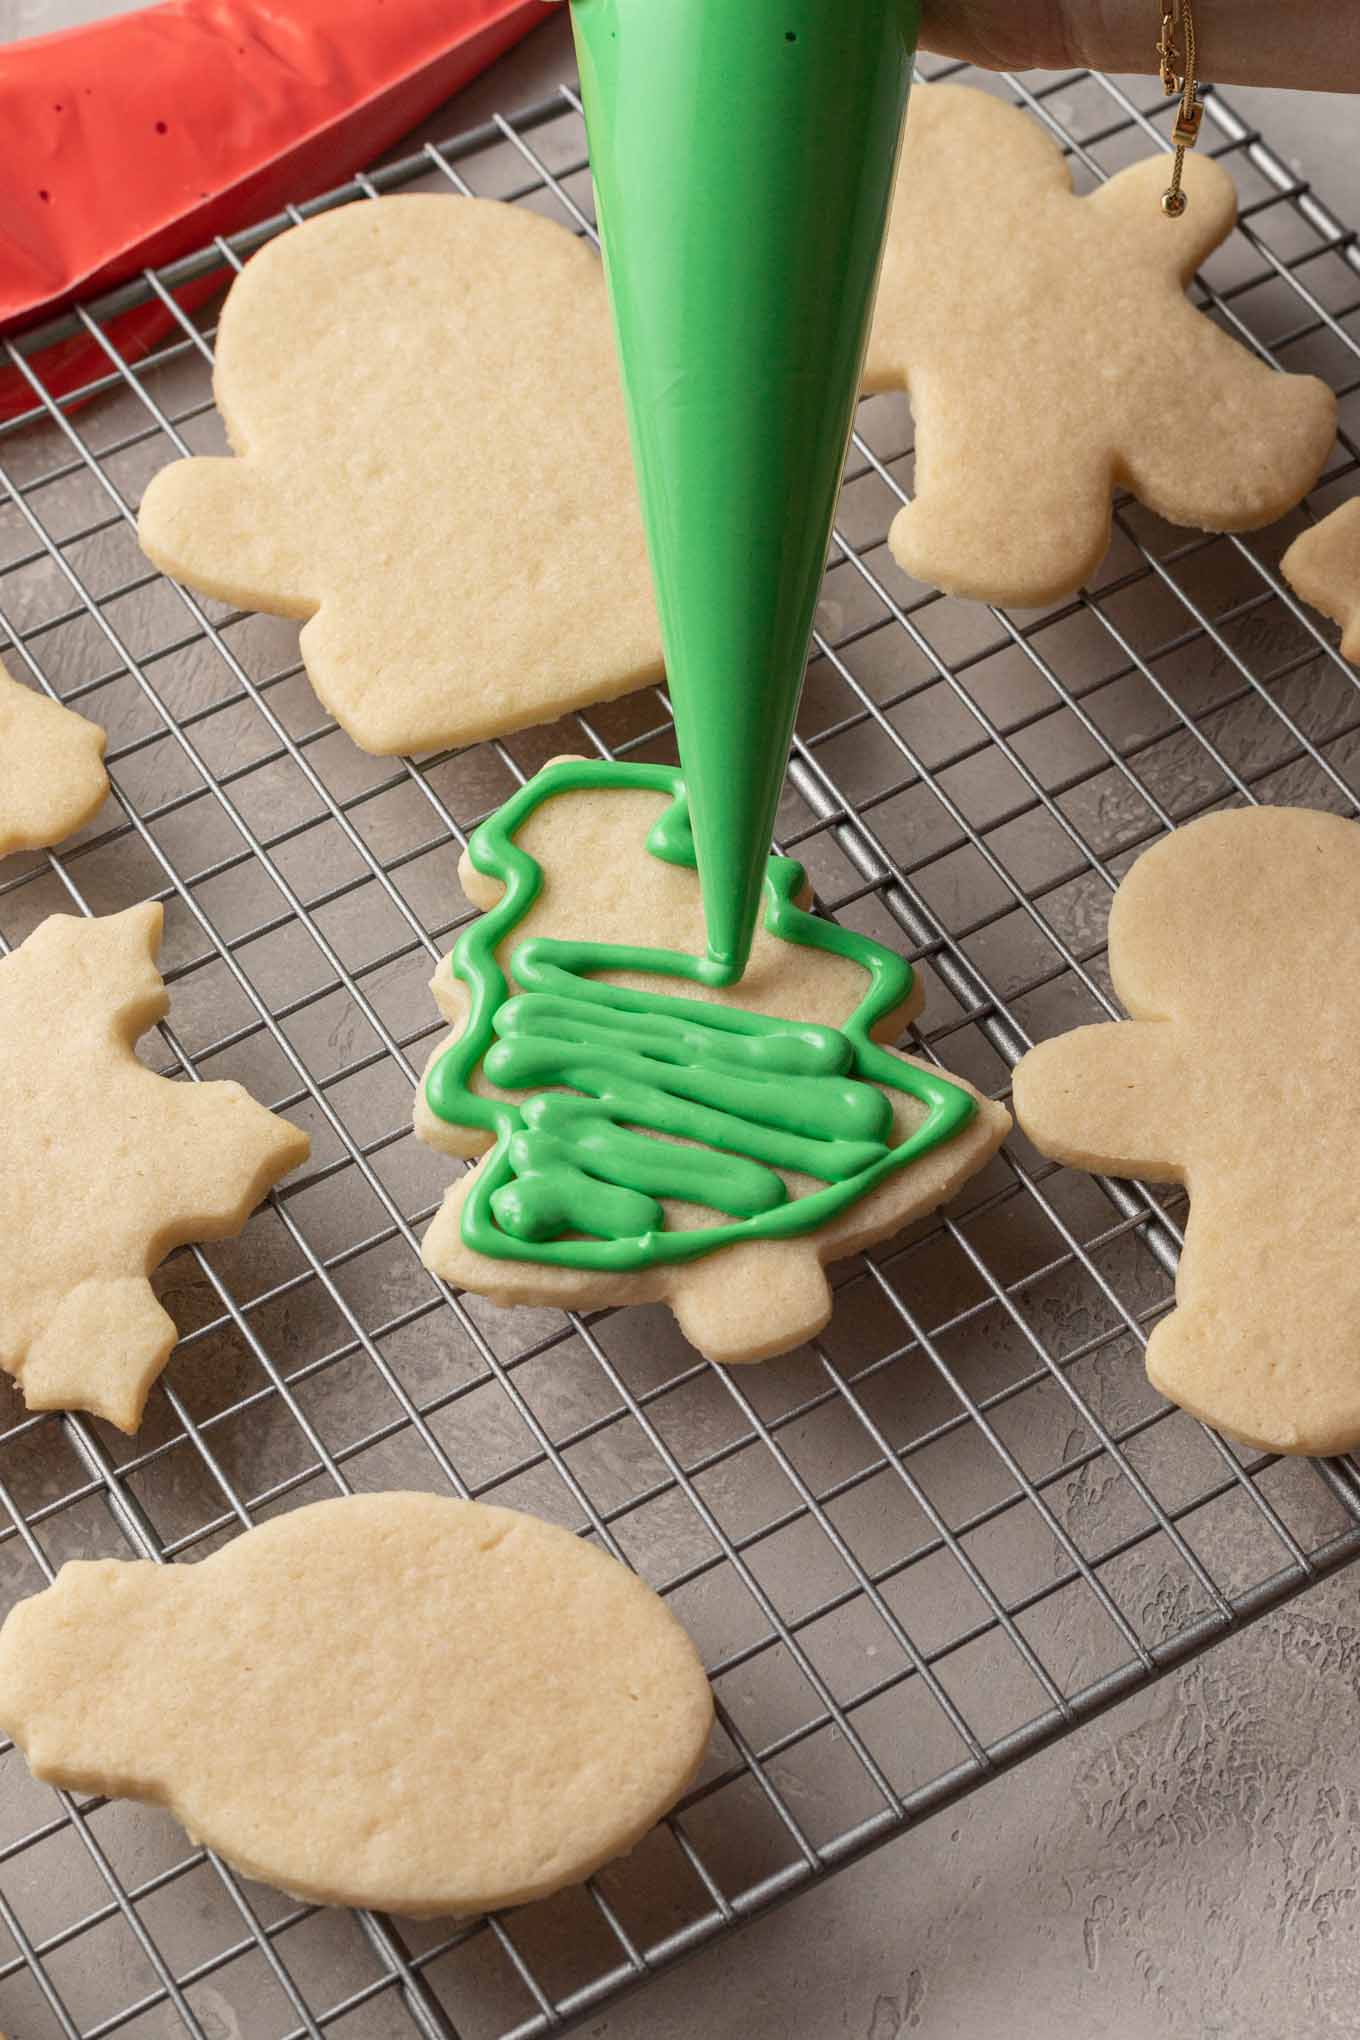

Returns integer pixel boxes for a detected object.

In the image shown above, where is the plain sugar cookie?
[0,661,107,855]
[136,195,662,756]
[414,757,1010,1362]
[1281,500,1360,663]
[0,902,309,1430]
[1013,806,1360,1455]
[137,103,1334,739]
[863,84,1337,606]
[0,1492,714,1915]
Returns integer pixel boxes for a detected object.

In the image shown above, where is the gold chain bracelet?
[1156,0,1204,216]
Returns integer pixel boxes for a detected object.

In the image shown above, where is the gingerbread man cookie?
[415,758,1010,1363]
[137,195,662,756]
[863,85,1337,606]
[1013,806,1360,1455]
[1281,500,1360,664]
[0,903,309,1430]
[0,1493,713,1915]
[0,661,107,855]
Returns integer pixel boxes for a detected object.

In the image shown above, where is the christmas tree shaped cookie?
[0,661,107,855]
[0,903,309,1430]
[0,1493,712,1915]
[863,84,1337,605]
[137,196,662,756]
[415,759,1009,1361]
[1014,806,1360,1455]
[1282,500,1360,663]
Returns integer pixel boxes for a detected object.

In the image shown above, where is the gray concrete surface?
[587,1601,1360,2040]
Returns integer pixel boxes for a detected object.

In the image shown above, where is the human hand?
[916,0,1359,90]
[917,0,1080,73]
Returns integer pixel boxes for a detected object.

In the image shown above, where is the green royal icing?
[424,759,976,1271]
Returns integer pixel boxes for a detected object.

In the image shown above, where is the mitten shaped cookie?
[0,661,107,855]
[1013,806,1360,1454]
[415,758,1010,1362]
[0,1494,712,1915]
[0,903,309,1430]
[864,85,1337,605]
[137,196,662,755]
[1282,500,1360,664]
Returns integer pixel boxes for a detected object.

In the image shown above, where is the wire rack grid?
[0,52,1358,2040]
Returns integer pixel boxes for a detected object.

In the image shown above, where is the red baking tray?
[0,0,552,417]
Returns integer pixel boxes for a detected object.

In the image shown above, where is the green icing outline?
[424,758,977,1270]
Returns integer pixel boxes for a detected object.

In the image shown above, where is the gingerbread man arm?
[138,458,316,619]
[1085,154,1237,283]
[1012,1020,1188,1182]
[1115,303,1335,533]
[1282,501,1360,664]
[1086,158,1336,531]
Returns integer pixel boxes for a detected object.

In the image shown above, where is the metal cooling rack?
[0,53,1358,2040]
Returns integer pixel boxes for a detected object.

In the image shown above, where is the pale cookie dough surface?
[0,903,309,1431]
[0,661,107,855]
[1281,500,1360,663]
[1013,806,1360,1456]
[137,93,1337,741]
[864,85,1337,606]
[414,769,1010,1363]
[0,1492,714,1916]
[136,195,662,756]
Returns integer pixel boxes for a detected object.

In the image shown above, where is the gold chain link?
[1157,0,1204,216]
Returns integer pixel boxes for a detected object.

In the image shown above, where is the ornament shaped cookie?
[0,903,309,1431]
[137,195,662,756]
[0,661,107,855]
[1013,806,1360,1455]
[1281,501,1360,664]
[414,758,1010,1362]
[863,84,1337,606]
[0,1493,713,1915]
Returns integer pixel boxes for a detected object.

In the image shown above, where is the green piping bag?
[569,0,918,981]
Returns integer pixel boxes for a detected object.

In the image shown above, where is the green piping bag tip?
[570,0,918,983]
